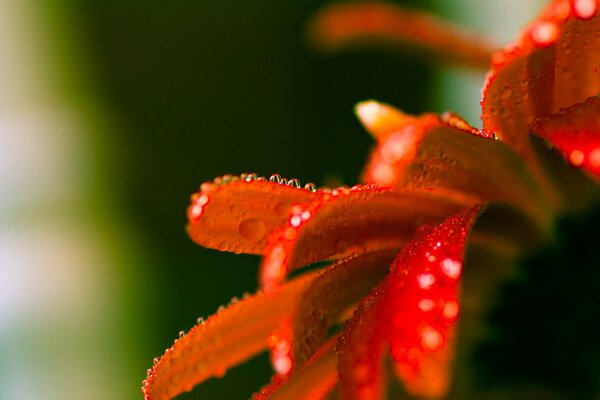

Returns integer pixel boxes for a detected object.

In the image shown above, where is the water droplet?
[440,258,462,279]
[153,357,159,365]
[287,178,301,188]
[230,296,239,304]
[417,273,436,289]
[239,217,266,241]
[421,326,443,351]
[179,330,185,338]
[304,182,317,192]
[530,21,559,47]
[269,174,283,183]
[245,173,258,182]
[196,316,205,324]
[573,0,597,20]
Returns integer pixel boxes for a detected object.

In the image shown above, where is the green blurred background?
[0,0,541,399]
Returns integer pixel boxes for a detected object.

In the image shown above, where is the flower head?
[143,1,600,399]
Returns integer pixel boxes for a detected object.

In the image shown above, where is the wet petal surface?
[188,174,321,255]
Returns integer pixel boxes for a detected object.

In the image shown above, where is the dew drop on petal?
[530,21,559,47]
[418,298,436,312]
[440,258,462,279]
[289,215,302,228]
[442,300,460,320]
[573,0,597,19]
[304,182,317,192]
[269,174,283,183]
[417,273,436,290]
[421,326,443,351]
[288,178,301,188]
[570,149,585,166]
[589,148,600,168]
[238,217,266,241]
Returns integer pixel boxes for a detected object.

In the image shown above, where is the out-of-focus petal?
[481,0,600,159]
[532,95,600,180]
[383,208,479,398]
[254,339,338,400]
[187,174,321,255]
[307,2,496,68]
[141,272,318,400]
[259,184,477,291]
[286,250,396,372]
[359,102,551,229]
[337,282,388,400]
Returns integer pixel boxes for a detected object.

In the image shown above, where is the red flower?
[142,1,600,399]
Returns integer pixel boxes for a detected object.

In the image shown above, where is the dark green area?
[76,1,432,398]
[475,201,600,398]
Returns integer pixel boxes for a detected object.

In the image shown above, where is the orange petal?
[532,95,600,180]
[254,338,338,400]
[187,174,322,255]
[259,184,477,291]
[287,250,396,371]
[141,271,318,400]
[359,103,551,229]
[337,282,388,400]
[383,208,479,398]
[481,0,600,158]
[307,2,496,68]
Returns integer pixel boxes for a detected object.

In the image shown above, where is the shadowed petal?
[188,174,321,255]
[383,208,479,398]
[532,95,600,180]
[337,282,388,400]
[481,0,600,159]
[259,184,477,291]
[254,339,338,400]
[142,271,318,400]
[307,2,496,68]
[285,250,396,372]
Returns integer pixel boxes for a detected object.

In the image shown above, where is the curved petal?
[141,271,318,400]
[383,208,479,398]
[481,0,600,158]
[337,282,388,400]
[307,2,496,68]
[187,174,322,255]
[287,250,396,371]
[358,102,552,230]
[259,184,477,291]
[254,339,338,400]
[532,95,600,180]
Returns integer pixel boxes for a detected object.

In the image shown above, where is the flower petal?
[337,282,388,400]
[532,95,600,179]
[287,250,396,371]
[481,0,600,158]
[254,339,338,400]
[187,174,321,255]
[383,208,479,398]
[141,271,318,400]
[307,2,496,68]
[259,184,477,291]
[359,102,551,229]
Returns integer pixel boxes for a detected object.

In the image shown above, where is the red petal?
[307,2,496,68]
[359,102,551,229]
[382,208,479,398]
[259,184,476,291]
[532,95,600,179]
[282,251,396,372]
[254,338,338,400]
[337,282,388,400]
[481,0,600,158]
[141,272,318,400]
[187,174,321,255]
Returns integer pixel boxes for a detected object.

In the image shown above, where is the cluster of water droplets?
[207,172,318,192]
